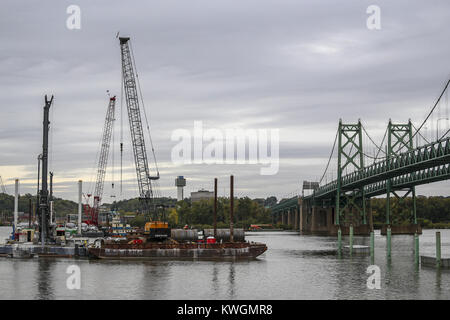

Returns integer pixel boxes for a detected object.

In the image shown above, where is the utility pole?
[39,95,53,245]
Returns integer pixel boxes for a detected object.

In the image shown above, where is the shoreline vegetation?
[0,193,449,229]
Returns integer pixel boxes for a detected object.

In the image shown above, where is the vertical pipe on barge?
[214,178,217,238]
[28,198,32,229]
[49,172,53,224]
[40,95,53,245]
[230,175,234,242]
[78,180,82,235]
[14,179,19,236]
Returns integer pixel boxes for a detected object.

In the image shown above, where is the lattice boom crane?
[85,96,116,225]
[119,36,160,220]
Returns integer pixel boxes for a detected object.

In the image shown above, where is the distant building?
[191,189,214,202]
[175,176,186,201]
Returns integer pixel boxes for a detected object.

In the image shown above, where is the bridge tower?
[335,119,366,226]
[386,120,416,225]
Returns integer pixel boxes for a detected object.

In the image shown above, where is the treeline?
[106,197,177,213]
[169,197,272,230]
[0,193,78,218]
[370,196,450,228]
[110,196,274,229]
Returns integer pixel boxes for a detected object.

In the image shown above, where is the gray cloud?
[1,0,450,202]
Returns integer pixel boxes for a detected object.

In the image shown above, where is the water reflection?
[35,259,54,300]
[227,263,235,299]
[0,228,449,299]
[139,261,171,299]
[211,264,219,295]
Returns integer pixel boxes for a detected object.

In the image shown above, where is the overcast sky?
[1,0,450,203]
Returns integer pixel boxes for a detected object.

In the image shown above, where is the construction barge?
[1,228,268,260]
[88,241,267,260]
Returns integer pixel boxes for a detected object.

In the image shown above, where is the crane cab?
[144,221,170,240]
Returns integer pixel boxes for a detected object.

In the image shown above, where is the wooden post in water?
[230,175,234,243]
[214,178,217,238]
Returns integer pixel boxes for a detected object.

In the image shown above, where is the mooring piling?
[338,228,342,257]
[387,226,392,259]
[414,232,419,266]
[436,231,441,268]
[370,231,374,258]
[349,225,354,256]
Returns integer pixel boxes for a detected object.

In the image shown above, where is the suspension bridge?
[271,78,450,236]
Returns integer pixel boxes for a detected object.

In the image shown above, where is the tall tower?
[175,176,186,201]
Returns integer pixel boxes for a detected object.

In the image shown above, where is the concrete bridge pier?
[294,206,299,231]
[287,209,292,228]
[299,200,307,234]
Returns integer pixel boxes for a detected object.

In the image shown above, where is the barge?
[88,241,267,260]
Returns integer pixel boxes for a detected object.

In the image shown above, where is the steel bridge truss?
[335,120,366,226]
[272,120,450,228]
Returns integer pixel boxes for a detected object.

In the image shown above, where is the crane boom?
[119,37,159,218]
[84,96,116,226]
[93,96,116,210]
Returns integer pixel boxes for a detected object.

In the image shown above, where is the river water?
[0,226,449,299]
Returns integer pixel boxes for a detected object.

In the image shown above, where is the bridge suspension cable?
[412,78,450,140]
[439,127,450,141]
[361,123,387,161]
[411,123,430,145]
[319,128,338,185]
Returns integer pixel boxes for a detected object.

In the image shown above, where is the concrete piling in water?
[349,225,353,256]
[337,228,342,256]
[414,232,419,266]
[436,231,441,268]
[387,226,392,259]
[370,231,375,260]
